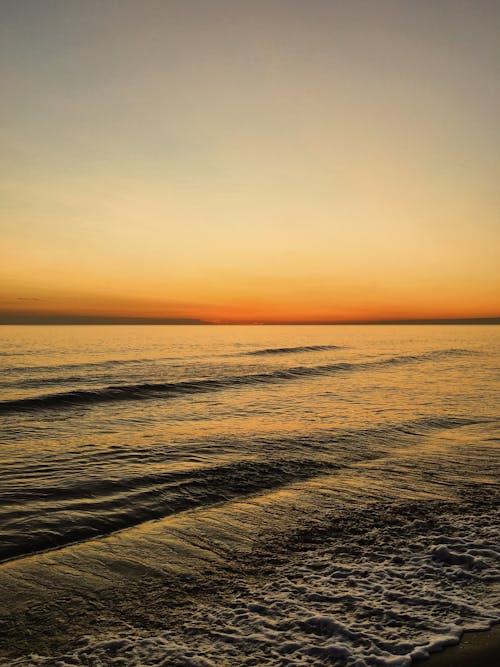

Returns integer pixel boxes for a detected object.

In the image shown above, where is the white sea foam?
[19,508,499,666]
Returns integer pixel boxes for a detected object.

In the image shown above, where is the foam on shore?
[15,506,499,666]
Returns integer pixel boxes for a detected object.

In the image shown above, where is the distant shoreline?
[0,318,499,326]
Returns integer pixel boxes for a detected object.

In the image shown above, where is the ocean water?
[0,324,498,666]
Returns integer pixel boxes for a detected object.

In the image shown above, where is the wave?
[0,349,477,414]
[245,345,343,356]
[5,485,499,667]
[0,457,336,563]
[26,504,497,667]
[0,415,488,564]
[3,355,182,375]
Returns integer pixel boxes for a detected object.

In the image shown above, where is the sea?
[0,324,498,666]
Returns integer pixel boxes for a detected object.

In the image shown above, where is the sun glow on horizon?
[1,1,499,324]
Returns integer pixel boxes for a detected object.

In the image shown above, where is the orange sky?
[1,1,499,324]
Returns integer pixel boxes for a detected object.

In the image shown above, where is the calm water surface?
[0,325,499,666]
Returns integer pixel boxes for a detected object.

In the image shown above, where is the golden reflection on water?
[0,325,498,663]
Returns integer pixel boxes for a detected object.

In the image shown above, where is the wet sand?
[421,623,500,666]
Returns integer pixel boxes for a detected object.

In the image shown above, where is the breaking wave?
[10,502,500,667]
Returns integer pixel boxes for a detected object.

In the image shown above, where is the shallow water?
[0,325,498,666]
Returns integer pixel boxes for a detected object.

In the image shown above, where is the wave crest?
[0,349,477,414]
[246,345,343,356]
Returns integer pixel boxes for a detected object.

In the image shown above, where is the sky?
[1,0,499,324]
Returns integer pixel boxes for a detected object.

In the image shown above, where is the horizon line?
[0,316,499,326]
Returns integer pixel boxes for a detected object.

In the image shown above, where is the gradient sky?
[1,0,499,323]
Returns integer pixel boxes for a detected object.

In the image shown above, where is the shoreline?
[419,623,500,666]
